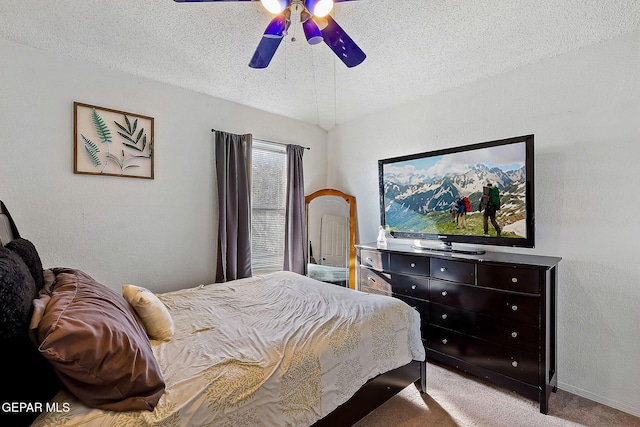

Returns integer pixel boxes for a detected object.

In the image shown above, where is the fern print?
[81,134,101,166]
[91,110,112,144]
[91,109,112,172]
[74,103,153,178]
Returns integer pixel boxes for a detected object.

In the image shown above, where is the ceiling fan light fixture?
[311,16,328,31]
[260,0,289,14]
[306,0,334,17]
[264,14,287,38]
[302,18,323,45]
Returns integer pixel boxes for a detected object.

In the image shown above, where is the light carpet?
[353,361,640,427]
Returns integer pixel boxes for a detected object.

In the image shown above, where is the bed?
[0,201,426,427]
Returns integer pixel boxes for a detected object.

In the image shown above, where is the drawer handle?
[441,314,448,320]
[410,262,416,268]
[411,285,417,290]
[512,277,518,283]
[512,361,518,368]
[442,338,448,345]
[511,331,518,338]
[368,277,376,283]
[441,291,448,296]
[511,305,518,311]
[440,267,447,272]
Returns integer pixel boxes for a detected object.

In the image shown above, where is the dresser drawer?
[428,326,538,385]
[430,280,539,325]
[389,253,429,276]
[359,267,392,296]
[431,258,475,284]
[390,273,429,300]
[429,303,539,353]
[359,249,388,271]
[478,264,540,294]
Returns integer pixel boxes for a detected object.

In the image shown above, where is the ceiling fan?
[174,0,366,69]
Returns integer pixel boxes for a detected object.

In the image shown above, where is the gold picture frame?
[74,102,154,179]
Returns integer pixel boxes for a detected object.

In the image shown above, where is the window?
[251,140,287,275]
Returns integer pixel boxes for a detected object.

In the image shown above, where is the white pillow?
[122,284,174,341]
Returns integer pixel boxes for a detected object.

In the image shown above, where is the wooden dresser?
[356,241,561,414]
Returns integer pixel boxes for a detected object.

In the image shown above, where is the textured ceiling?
[1,0,639,131]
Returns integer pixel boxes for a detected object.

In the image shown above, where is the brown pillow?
[33,268,165,411]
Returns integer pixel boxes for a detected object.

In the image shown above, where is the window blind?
[251,140,287,275]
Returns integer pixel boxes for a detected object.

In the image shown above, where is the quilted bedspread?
[32,271,425,427]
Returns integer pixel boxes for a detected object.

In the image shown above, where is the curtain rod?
[211,128,310,150]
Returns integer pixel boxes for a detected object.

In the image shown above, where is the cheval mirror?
[305,189,356,289]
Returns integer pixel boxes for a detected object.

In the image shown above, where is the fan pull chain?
[290,2,301,42]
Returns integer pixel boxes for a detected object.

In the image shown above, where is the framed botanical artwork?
[74,102,154,179]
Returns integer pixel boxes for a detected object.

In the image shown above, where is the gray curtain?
[215,131,253,282]
[283,144,307,275]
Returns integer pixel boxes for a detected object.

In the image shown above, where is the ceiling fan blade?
[249,37,283,68]
[249,16,290,68]
[316,15,365,68]
[249,13,291,68]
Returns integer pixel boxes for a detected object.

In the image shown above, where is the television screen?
[379,135,535,251]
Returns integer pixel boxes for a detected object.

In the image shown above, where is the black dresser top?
[357,241,561,270]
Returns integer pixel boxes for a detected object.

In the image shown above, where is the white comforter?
[32,271,425,427]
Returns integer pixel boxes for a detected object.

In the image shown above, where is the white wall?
[326,30,640,416]
[0,38,327,293]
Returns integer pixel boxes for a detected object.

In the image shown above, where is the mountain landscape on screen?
[383,157,527,238]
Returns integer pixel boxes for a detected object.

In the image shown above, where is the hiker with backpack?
[449,200,458,222]
[456,195,467,229]
[481,180,501,236]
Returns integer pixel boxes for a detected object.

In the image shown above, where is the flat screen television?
[378,134,534,254]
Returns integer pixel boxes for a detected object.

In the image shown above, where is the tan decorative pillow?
[122,284,174,341]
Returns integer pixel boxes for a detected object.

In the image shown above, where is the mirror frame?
[305,188,356,289]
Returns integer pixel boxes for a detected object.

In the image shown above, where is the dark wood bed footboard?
[312,359,426,427]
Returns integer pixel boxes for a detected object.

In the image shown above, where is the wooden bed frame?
[313,359,426,426]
